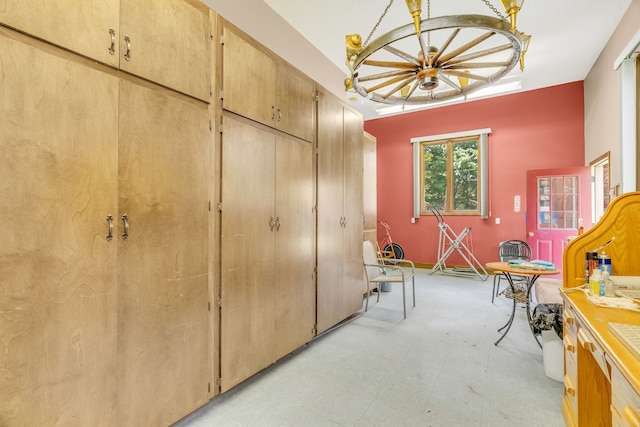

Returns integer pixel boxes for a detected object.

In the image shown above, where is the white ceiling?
[204,0,631,121]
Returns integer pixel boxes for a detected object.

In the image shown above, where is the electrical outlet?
[495,218,501,225]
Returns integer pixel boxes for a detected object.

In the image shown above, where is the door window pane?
[537,175,579,230]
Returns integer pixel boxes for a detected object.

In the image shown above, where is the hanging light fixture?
[344,0,531,106]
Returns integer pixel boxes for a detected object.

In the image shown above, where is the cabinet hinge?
[220,89,224,100]
[217,377,222,387]
[315,95,320,102]
[217,297,222,308]
[220,35,225,45]
[209,119,212,131]
[219,124,223,133]
[313,324,318,335]
[208,300,211,311]
[217,202,222,213]
[208,382,211,393]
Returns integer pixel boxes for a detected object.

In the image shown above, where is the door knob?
[528,232,534,236]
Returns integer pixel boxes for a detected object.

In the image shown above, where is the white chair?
[362,240,415,319]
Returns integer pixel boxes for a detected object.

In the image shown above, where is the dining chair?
[362,240,415,319]
[492,240,532,303]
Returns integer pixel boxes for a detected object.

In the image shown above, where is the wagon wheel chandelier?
[344,0,531,105]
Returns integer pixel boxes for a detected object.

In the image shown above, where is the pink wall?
[364,82,585,266]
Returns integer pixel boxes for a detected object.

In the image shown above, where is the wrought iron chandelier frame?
[347,13,524,105]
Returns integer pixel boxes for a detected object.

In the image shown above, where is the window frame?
[419,136,481,215]
[412,128,490,218]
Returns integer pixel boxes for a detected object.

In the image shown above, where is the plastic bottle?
[598,273,605,297]
[603,271,615,297]
[589,268,601,295]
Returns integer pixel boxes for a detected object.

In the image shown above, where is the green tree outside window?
[421,136,479,215]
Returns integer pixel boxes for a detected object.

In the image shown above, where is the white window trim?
[614,29,639,194]
[412,128,491,219]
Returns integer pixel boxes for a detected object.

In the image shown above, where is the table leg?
[495,272,517,346]
[526,275,543,349]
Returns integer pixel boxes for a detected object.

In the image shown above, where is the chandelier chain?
[427,0,431,46]
[362,0,395,50]
[481,0,508,22]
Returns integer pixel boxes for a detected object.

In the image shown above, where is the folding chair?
[362,240,415,319]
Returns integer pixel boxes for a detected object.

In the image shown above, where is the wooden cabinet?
[562,192,640,427]
[116,80,211,426]
[220,19,315,142]
[0,28,119,427]
[562,293,640,427]
[218,115,315,392]
[316,88,364,334]
[0,0,120,67]
[0,0,211,101]
[0,26,211,426]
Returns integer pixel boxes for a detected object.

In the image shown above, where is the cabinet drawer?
[565,348,577,388]
[564,304,577,337]
[612,366,640,427]
[564,332,577,356]
[577,325,610,381]
[564,373,578,417]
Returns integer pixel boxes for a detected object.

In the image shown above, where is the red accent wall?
[364,82,585,266]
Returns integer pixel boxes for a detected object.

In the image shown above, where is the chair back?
[499,240,531,262]
[363,240,383,279]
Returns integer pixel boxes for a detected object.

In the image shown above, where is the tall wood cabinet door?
[0,0,120,67]
[316,91,347,334]
[343,109,365,314]
[117,79,210,426]
[0,32,118,426]
[274,136,316,360]
[221,22,277,127]
[119,0,210,101]
[276,63,315,142]
[220,116,276,392]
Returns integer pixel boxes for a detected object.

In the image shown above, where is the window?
[420,136,480,215]
[413,128,490,218]
[590,152,610,225]
[537,175,578,229]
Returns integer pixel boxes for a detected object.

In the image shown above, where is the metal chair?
[492,240,532,303]
[362,240,415,319]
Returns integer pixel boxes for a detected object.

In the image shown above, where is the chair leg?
[365,282,370,312]
[492,274,503,303]
[402,281,406,319]
[411,276,415,308]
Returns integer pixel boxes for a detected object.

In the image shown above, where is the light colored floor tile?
[173,270,564,427]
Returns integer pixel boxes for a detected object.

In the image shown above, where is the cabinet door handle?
[121,214,129,240]
[269,216,275,231]
[108,29,116,55]
[271,105,276,121]
[124,35,131,61]
[577,328,595,352]
[277,108,282,123]
[275,216,280,231]
[106,214,114,241]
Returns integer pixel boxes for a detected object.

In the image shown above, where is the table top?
[486,261,560,276]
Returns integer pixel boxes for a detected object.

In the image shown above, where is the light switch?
[495,217,501,225]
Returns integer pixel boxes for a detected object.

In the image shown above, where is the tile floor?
[173,269,565,427]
